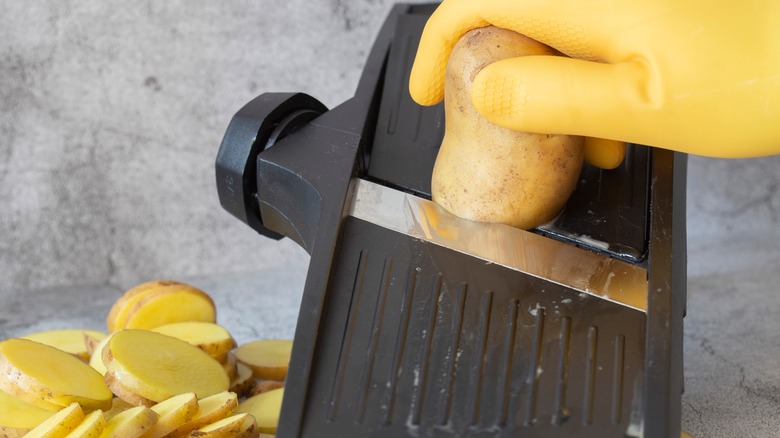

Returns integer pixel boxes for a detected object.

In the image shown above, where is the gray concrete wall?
[1,0,427,289]
[2,0,780,291]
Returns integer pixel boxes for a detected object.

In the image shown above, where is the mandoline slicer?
[215,4,687,437]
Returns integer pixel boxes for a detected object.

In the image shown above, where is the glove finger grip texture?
[471,57,654,138]
[409,0,611,107]
[409,1,488,106]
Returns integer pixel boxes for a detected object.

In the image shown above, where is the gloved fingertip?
[409,74,445,106]
[470,66,527,130]
[584,137,626,169]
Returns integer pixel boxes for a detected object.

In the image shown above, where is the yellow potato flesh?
[0,388,55,431]
[170,391,238,436]
[222,353,238,381]
[21,329,106,361]
[24,402,84,438]
[151,322,236,361]
[433,26,584,230]
[103,397,135,421]
[236,388,284,434]
[0,339,112,411]
[64,409,106,438]
[234,340,292,381]
[141,392,198,438]
[106,280,169,332]
[100,405,158,438]
[104,330,229,403]
[234,420,262,438]
[229,363,255,396]
[193,412,255,437]
[124,289,216,330]
[88,334,114,376]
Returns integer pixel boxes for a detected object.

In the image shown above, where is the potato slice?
[0,424,27,438]
[123,286,216,330]
[169,391,238,437]
[88,333,115,376]
[234,422,261,438]
[82,332,105,358]
[0,339,113,411]
[248,380,284,398]
[64,409,106,438]
[103,398,135,421]
[229,363,255,397]
[236,388,284,434]
[104,373,155,407]
[21,329,107,362]
[234,340,292,381]
[222,353,238,382]
[188,412,255,438]
[151,322,236,363]
[106,280,169,332]
[99,405,158,438]
[140,392,198,438]
[103,330,229,404]
[24,402,84,438]
[0,388,55,436]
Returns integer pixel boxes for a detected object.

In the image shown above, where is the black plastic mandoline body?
[215,4,687,437]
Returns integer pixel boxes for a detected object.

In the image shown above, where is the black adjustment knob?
[215,92,327,238]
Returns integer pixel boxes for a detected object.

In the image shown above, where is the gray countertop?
[2,233,780,438]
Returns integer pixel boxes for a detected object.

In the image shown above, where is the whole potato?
[432,26,584,230]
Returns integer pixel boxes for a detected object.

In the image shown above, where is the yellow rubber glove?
[409,0,780,158]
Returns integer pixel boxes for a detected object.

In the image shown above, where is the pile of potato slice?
[0,280,293,437]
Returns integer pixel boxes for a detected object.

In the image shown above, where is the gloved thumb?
[471,55,655,143]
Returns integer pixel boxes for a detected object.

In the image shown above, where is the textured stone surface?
[0,0,424,289]
[3,2,780,437]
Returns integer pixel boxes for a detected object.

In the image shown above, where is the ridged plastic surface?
[298,218,645,437]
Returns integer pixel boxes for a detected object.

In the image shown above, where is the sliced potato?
[188,412,255,438]
[234,340,292,381]
[222,353,238,382]
[64,409,106,438]
[24,402,84,438]
[103,330,229,404]
[140,392,199,438]
[236,388,284,434]
[103,398,136,421]
[104,372,156,407]
[21,329,107,362]
[234,422,261,438]
[88,333,115,376]
[0,425,28,438]
[170,391,238,437]
[82,332,106,359]
[123,285,216,330]
[99,405,158,438]
[106,280,180,332]
[0,388,55,436]
[248,380,284,398]
[0,338,112,411]
[229,363,255,397]
[151,322,236,363]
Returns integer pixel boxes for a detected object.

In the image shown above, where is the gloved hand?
[409,0,780,158]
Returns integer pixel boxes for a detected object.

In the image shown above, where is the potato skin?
[432,26,584,230]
